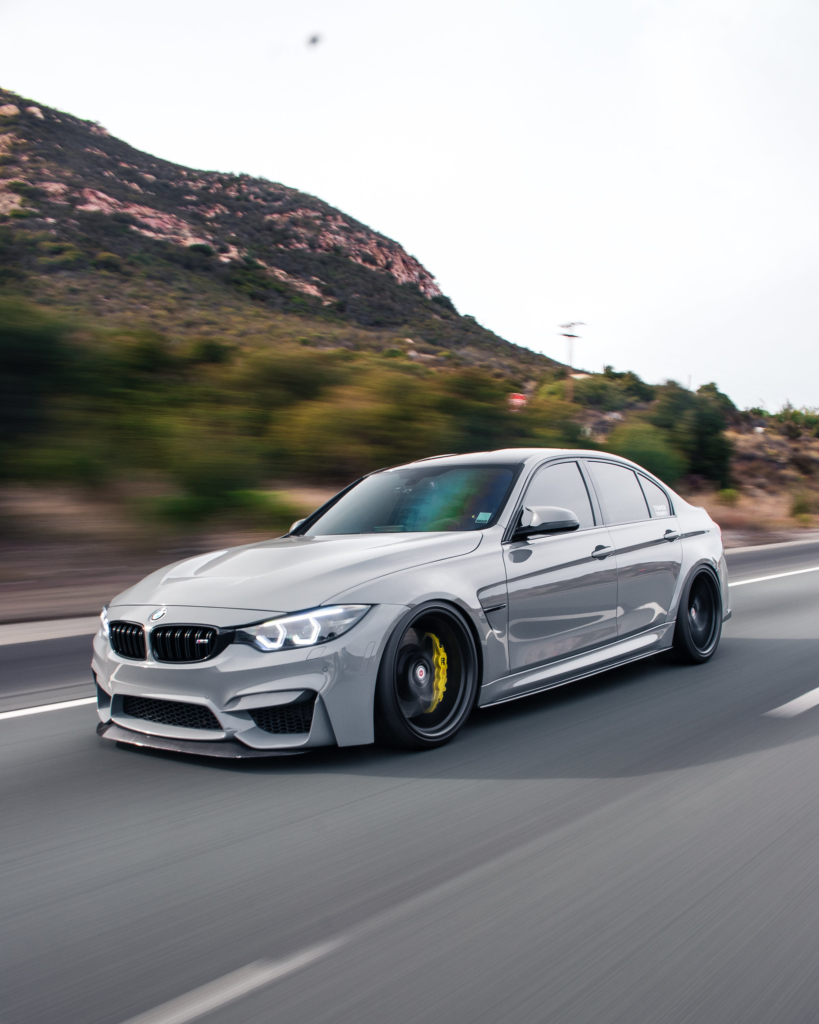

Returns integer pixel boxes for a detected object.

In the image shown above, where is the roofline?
[393,448,677,488]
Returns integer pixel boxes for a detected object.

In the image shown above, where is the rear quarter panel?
[669,493,729,622]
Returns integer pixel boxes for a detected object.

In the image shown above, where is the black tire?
[375,603,479,750]
[672,569,722,664]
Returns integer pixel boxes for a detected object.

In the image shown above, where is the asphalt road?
[4,542,819,1024]
[0,633,95,714]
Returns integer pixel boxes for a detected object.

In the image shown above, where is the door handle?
[591,544,614,560]
[663,529,681,542]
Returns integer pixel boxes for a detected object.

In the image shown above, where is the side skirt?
[478,623,674,709]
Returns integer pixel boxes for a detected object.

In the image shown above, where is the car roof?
[390,448,638,470]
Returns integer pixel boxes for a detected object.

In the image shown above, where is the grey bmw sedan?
[93,449,729,756]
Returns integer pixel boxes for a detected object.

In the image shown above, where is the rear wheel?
[375,604,478,750]
[672,569,722,663]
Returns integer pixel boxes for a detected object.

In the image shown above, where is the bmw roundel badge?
[150,607,167,621]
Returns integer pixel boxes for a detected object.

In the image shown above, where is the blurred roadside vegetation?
[539,366,736,486]
[1,296,741,530]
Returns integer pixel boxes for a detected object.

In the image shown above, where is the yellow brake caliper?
[423,633,448,713]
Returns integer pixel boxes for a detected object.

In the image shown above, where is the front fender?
[331,536,510,687]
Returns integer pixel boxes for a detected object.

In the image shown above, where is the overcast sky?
[4,0,818,409]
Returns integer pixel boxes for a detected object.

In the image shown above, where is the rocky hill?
[0,88,552,375]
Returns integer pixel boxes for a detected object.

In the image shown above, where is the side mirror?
[514,505,580,539]
[289,519,306,534]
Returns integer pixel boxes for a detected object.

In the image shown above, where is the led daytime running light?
[240,605,370,652]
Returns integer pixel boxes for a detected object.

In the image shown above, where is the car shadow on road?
[113,636,819,782]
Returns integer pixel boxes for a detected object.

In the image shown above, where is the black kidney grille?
[151,625,218,663]
[122,695,221,731]
[249,696,316,734]
[109,621,146,660]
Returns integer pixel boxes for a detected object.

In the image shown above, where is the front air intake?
[122,695,221,731]
[109,621,146,660]
[249,695,317,734]
[151,625,219,663]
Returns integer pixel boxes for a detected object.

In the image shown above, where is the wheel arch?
[669,556,725,626]
[372,598,483,749]
[374,596,485,702]
[672,559,723,662]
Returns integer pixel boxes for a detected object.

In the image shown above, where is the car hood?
[111,532,483,619]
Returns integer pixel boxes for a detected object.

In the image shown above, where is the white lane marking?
[729,565,819,587]
[0,697,96,720]
[119,942,341,1024]
[766,686,819,718]
[0,616,99,646]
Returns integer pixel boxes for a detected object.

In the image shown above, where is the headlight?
[237,605,371,652]
[100,606,110,638]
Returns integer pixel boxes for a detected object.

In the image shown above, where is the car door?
[584,460,682,638]
[504,459,619,672]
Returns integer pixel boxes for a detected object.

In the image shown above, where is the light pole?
[558,322,584,402]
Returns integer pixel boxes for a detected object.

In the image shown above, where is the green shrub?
[275,372,454,478]
[93,251,123,271]
[168,435,262,499]
[716,488,740,505]
[185,338,233,364]
[6,180,41,200]
[605,423,687,483]
[791,492,812,517]
[571,376,628,411]
[148,489,300,529]
[0,297,71,457]
[38,248,84,268]
[602,366,656,403]
[8,443,108,485]
[115,331,180,375]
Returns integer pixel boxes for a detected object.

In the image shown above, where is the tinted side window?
[523,461,595,529]
[587,462,650,525]
[639,476,672,518]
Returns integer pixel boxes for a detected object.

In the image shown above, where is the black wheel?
[672,569,722,663]
[375,603,478,750]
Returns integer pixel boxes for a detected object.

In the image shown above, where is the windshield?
[303,464,518,535]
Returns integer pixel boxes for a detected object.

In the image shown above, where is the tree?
[649,382,733,485]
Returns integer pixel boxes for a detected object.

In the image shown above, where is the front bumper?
[93,603,406,753]
[96,721,302,758]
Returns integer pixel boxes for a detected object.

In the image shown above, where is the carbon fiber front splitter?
[96,720,304,758]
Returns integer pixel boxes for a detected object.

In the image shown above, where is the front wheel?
[672,569,723,664]
[375,603,478,750]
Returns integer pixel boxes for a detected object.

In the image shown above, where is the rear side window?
[523,461,595,530]
[586,461,650,525]
[639,476,672,518]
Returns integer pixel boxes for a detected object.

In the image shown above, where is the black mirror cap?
[514,505,581,539]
